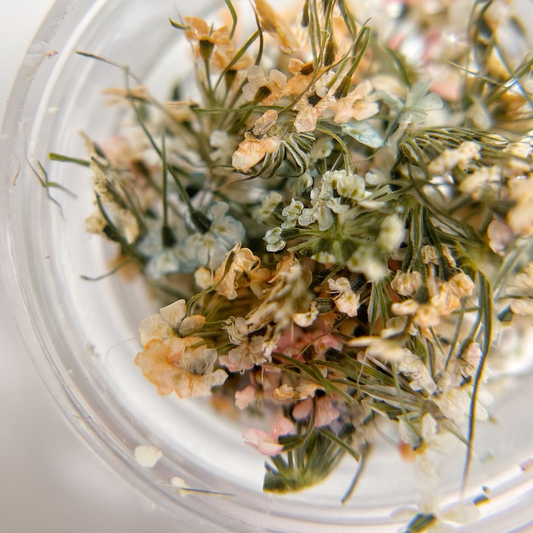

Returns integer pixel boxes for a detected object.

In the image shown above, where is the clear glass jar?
[1,1,533,531]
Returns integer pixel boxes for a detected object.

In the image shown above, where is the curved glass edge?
[0,2,224,532]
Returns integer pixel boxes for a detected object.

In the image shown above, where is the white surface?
[0,3,181,532]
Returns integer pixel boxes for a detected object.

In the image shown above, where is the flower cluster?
[57,0,533,522]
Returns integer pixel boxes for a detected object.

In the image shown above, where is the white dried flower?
[377,214,405,252]
[335,172,366,201]
[281,199,304,229]
[254,191,283,222]
[298,173,350,231]
[399,352,436,394]
[459,166,501,199]
[310,137,334,160]
[504,142,533,173]
[264,227,286,252]
[346,246,387,281]
[448,273,475,298]
[347,336,412,361]
[391,299,420,316]
[399,81,443,127]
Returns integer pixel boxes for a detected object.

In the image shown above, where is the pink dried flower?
[235,385,257,410]
[242,417,295,456]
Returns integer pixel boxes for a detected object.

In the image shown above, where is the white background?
[0,3,181,532]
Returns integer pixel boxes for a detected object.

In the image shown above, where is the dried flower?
[183,17,231,61]
[135,339,227,398]
[391,271,423,296]
[242,66,287,105]
[235,385,257,410]
[328,277,361,316]
[67,0,533,510]
[333,80,380,123]
[242,417,295,456]
[399,81,443,128]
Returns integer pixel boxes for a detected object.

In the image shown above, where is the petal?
[184,17,210,39]
[295,106,318,133]
[232,140,268,172]
[405,80,430,108]
[293,397,313,420]
[315,397,340,427]
[139,313,172,346]
[417,92,443,112]
[235,385,257,410]
[134,339,179,396]
[246,65,266,83]
[352,101,379,121]
[271,416,295,438]
[159,299,186,329]
[178,315,206,337]
[257,441,284,456]
[134,445,163,467]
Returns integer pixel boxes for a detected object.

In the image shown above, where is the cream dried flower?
[252,0,299,54]
[212,47,254,73]
[183,16,232,61]
[242,66,287,105]
[208,244,264,300]
[346,246,387,282]
[398,352,436,394]
[138,299,205,346]
[347,336,412,361]
[391,271,423,297]
[459,166,501,199]
[328,277,361,316]
[421,245,456,266]
[232,111,280,173]
[508,176,533,235]
[487,219,514,256]
[285,58,315,95]
[273,383,299,401]
[428,141,481,175]
[399,81,443,128]
[294,81,336,133]
[293,301,320,327]
[377,214,405,252]
[232,134,282,173]
[333,80,380,123]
